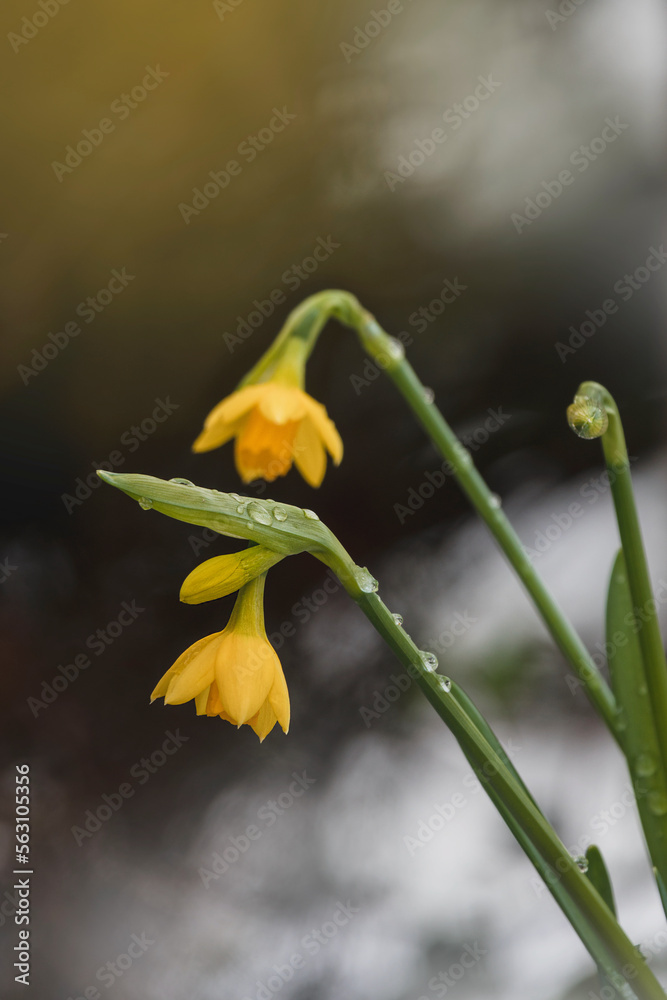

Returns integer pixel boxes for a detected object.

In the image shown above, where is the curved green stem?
[258,292,619,739]
[568,382,667,772]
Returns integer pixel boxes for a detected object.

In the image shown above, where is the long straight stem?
[381,356,618,737]
[355,589,664,999]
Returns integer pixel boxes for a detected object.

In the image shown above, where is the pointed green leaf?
[585,845,616,917]
[606,549,667,918]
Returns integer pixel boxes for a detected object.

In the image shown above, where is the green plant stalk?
[99,472,662,996]
[569,383,667,779]
[354,589,663,999]
[380,357,617,739]
[253,291,618,738]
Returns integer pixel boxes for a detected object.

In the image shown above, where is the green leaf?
[585,845,616,917]
[654,868,667,917]
[97,471,362,595]
[606,549,667,918]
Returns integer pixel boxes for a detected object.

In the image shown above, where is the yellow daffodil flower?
[151,573,289,741]
[193,342,343,487]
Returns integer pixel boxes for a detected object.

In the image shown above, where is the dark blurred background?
[2,1,667,997]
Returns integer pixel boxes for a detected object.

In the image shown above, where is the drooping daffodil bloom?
[152,551,289,741]
[193,340,342,487]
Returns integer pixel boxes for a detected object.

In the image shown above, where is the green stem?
[257,291,618,739]
[569,383,667,775]
[353,589,664,999]
[380,355,618,738]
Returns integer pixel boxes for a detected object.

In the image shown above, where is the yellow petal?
[267,662,290,734]
[257,384,307,424]
[303,397,343,464]
[192,416,242,454]
[165,632,222,704]
[151,631,223,701]
[180,547,284,604]
[248,700,279,741]
[194,686,211,715]
[214,632,278,724]
[192,386,267,453]
[204,385,266,427]
[293,417,326,487]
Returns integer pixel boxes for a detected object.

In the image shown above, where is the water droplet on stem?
[420,651,439,672]
[247,502,273,525]
[355,568,378,593]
